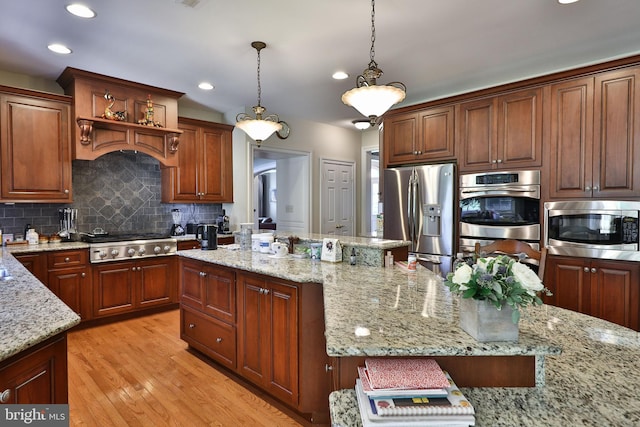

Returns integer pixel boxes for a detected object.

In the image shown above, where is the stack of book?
[355,358,475,426]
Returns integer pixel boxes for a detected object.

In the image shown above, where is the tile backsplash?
[0,151,222,238]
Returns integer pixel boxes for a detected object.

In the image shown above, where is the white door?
[321,159,355,236]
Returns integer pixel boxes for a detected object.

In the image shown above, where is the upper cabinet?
[383,106,455,166]
[56,67,184,167]
[548,67,640,199]
[458,88,543,172]
[0,87,72,202]
[161,117,234,203]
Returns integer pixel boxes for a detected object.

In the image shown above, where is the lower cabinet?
[47,249,91,321]
[545,256,640,331]
[0,334,68,404]
[178,258,331,423]
[92,257,177,318]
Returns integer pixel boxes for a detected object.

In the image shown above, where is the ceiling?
[2,0,640,129]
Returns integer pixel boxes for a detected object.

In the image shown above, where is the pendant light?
[236,41,289,146]
[341,0,406,126]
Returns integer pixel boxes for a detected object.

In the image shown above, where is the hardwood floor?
[67,309,307,426]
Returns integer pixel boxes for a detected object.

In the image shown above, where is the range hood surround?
[57,67,184,167]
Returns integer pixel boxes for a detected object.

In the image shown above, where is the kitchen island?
[179,245,640,426]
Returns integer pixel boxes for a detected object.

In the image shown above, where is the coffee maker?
[216,209,230,234]
[170,208,185,236]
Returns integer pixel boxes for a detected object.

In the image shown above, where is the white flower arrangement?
[445,254,552,323]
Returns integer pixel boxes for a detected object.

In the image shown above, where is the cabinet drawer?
[181,306,236,369]
[48,250,87,269]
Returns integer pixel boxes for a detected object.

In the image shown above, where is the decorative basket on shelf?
[444,255,551,342]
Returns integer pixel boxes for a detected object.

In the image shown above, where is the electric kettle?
[195,224,218,250]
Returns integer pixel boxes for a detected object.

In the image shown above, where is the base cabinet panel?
[545,256,640,331]
[181,306,236,369]
[0,335,68,404]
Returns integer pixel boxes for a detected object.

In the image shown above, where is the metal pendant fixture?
[341,0,406,126]
[236,41,289,146]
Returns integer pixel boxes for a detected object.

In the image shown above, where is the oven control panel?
[90,239,178,263]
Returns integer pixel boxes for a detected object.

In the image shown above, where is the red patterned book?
[364,358,451,390]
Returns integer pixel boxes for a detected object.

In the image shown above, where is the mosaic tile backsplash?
[0,151,222,238]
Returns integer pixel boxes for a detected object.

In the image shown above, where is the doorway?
[251,146,311,234]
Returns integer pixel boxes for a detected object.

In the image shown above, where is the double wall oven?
[459,170,541,255]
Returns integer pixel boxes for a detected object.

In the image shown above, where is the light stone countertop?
[180,246,640,427]
[0,249,81,362]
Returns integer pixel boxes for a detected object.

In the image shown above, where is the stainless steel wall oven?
[544,200,640,261]
[459,170,541,254]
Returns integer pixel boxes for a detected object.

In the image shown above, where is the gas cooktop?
[81,233,172,244]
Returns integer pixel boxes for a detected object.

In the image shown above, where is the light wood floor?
[67,309,308,426]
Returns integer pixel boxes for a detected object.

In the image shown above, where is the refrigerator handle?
[407,171,414,243]
[412,173,419,246]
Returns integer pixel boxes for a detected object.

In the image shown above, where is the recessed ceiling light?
[65,3,96,18]
[48,43,72,54]
[198,82,214,90]
[558,0,579,4]
[332,71,349,80]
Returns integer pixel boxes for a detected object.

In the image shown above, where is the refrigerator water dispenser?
[423,204,442,236]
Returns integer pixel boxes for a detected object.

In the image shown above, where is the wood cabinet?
[47,249,91,321]
[236,271,331,421]
[0,88,72,202]
[161,117,234,203]
[545,256,640,331]
[383,106,455,166]
[548,68,640,198]
[0,334,68,404]
[179,258,236,369]
[13,252,47,283]
[458,88,542,172]
[92,257,177,318]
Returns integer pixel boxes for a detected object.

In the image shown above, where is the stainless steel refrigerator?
[383,162,456,275]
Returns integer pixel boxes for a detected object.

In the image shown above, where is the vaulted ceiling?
[2,0,640,129]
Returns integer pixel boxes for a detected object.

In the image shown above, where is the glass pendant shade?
[235,117,282,143]
[342,85,406,121]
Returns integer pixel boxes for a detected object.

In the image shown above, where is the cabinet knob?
[496,159,502,163]
[491,159,497,164]
[585,186,591,191]
[64,257,70,263]
[81,272,86,278]
[593,186,599,191]
[64,189,69,194]
[584,267,590,272]
[325,364,333,372]
[189,323,196,329]
[591,268,597,273]
[263,288,270,295]
[216,337,223,343]
[199,271,207,277]
[0,389,10,403]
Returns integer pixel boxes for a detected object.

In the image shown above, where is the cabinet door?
[162,122,199,201]
[383,113,418,165]
[47,267,89,319]
[497,88,542,168]
[13,253,47,283]
[458,97,496,171]
[202,264,235,324]
[200,125,233,202]
[180,258,205,309]
[548,77,595,198]
[237,273,269,385]
[266,279,299,405]
[0,94,71,202]
[545,256,590,314]
[137,257,176,308]
[593,68,640,198]
[92,262,134,317]
[591,260,640,330]
[0,335,68,404]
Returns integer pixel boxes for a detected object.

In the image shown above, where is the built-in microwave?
[544,200,640,261]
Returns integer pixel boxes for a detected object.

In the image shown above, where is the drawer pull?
[325,364,333,372]
[216,337,223,343]
[189,323,196,329]
[64,257,70,263]
[0,389,10,403]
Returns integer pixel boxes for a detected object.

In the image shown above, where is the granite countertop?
[183,246,640,426]
[4,241,90,254]
[0,249,81,363]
